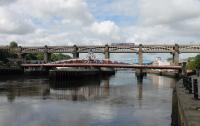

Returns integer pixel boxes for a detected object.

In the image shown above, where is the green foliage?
[25,53,43,60]
[9,41,18,48]
[25,54,38,60]
[51,53,71,61]
[186,55,200,70]
[25,53,71,61]
[36,53,44,60]
[0,49,11,64]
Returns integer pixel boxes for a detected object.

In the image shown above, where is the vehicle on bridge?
[111,43,135,46]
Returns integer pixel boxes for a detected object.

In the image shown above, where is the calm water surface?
[0,70,176,126]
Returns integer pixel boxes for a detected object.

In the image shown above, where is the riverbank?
[174,77,200,126]
[146,70,179,78]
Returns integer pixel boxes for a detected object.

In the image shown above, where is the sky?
[0,0,200,46]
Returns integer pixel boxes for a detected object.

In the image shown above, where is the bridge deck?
[22,64,182,70]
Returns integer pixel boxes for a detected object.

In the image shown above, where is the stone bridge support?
[138,44,143,65]
[172,44,179,65]
[104,44,110,59]
[17,46,27,64]
[44,45,51,63]
[72,45,79,59]
[136,44,145,82]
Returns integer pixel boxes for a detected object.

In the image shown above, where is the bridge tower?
[172,44,179,65]
[17,46,25,63]
[136,44,145,82]
[104,44,110,59]
[138,44,143,65]
[72,45,79,59]
[44,45,51,63]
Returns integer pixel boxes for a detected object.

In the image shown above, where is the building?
[153,57,170,66]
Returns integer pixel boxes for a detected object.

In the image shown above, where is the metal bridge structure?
[1,44,200,65]
[21,58,182,70]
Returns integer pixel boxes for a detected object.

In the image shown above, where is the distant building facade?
[152,57,170,66]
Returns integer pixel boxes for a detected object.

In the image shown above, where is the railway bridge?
[1,44,200,65]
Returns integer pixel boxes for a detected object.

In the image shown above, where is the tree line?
[0,42,71,66]
[186,55,200,70]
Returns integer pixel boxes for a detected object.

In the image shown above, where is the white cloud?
[124,0,200,43]
[0,0,200,46]
[139,0,200,25]
[0,0,17,5]
[0,7,35,35]
[90,21,119,36]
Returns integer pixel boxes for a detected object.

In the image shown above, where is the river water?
[0,70,176,126]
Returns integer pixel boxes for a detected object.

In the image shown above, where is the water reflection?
[137,81,143,100]
[149,74,176,88]
[49,78,110,101]
[0,79,49,102]
[0,71,176,126]
[0,76,112,102]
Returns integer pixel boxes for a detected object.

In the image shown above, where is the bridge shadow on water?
[48,75,113,101]
[0,74,115,102]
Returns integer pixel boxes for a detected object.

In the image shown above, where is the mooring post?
[172,44,179,65]
[188,77,192,94]
[181,62,187,77]
[196,66,200,77]
[193,79,199,100]
[104,44,110,59]
[72,45,79,59]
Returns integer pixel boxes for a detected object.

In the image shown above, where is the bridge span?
[1,44,200,65]
[21,63,181,70]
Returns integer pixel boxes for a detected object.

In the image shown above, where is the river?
[0,70,176,126]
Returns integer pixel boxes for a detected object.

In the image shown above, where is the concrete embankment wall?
[0,68,23,75]
[174,79,200,126]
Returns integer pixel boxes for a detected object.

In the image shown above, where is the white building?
[153,57,170,66]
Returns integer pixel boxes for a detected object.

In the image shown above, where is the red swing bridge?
[21,58,182,70]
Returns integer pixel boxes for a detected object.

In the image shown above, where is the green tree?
[186,55,200,70]
[51,53,71,61]
[25,54,38,60]
[9,41,18,48]
[36,53,44,60]
[194,55,200,68]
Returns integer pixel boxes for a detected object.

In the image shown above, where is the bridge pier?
[44,45,51,63]
[135,69,145,82]
[44,52,51,63]
[104,44,110,59]
[72,45,79,59]
[136,44,145,82]
[138,44,143,65]
[17,46,23,63]
[17,53,27,64]
[172,44,179,65]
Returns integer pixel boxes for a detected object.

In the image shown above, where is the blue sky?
[0,0,200,46]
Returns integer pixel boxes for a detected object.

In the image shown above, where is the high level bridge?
[1,44,200,65]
